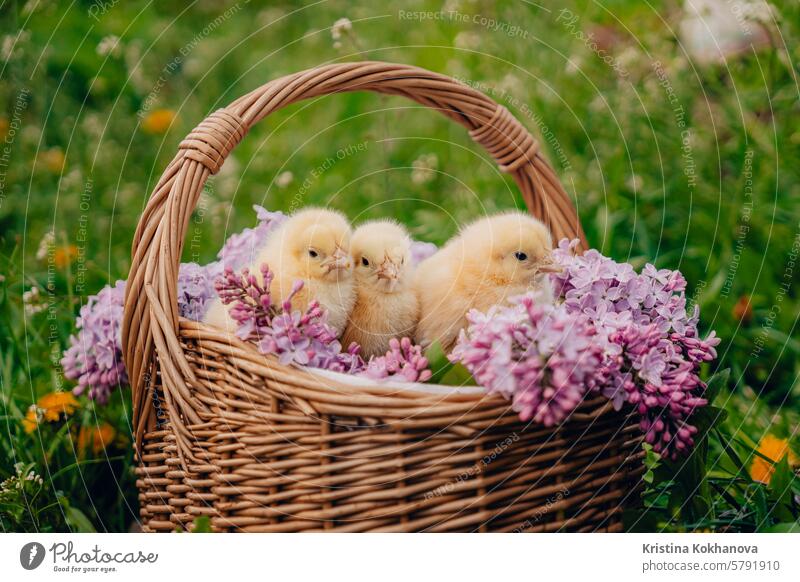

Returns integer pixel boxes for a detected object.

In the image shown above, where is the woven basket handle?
[122,61,587,454]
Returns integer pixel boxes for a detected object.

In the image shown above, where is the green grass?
[1,0,798,531]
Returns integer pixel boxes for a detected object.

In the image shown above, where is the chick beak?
[536,255,562,274]
[323,247,351,273]
[376,260,400,289]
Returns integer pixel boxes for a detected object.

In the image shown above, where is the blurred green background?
[1,0,798,532]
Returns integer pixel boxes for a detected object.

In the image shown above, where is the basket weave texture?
[122,61,644,532]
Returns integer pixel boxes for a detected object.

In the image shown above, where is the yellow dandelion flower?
[141,109,176,135]
[749,435,798,484]
[22,407,41,433]
[22,391,80,433]
[76,423,116,456]
[40,147,66,173]
[54,244,78,268]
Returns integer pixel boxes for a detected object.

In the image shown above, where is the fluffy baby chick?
[341,220,419,359]
[414,211,558,352]
[204,207,356,334]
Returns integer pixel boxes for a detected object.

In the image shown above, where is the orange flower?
[141,109,177,134]
[39,147,66,173]
[732,295,752,323]
[22,391,80,433]
[749,435,798,484]
[76,423,116,456]
[54,244,78,268]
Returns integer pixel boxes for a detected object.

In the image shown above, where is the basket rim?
[179,317,615,421]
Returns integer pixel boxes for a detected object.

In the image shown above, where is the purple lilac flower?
[214,265,368,373]
[61,280,128,403]
[452,238,720,459]
[550,238,719,458]
[362,337,433,383]
[451,297,603,427]
[409,240,438,266]
[177,262,222,321]
[215,264,432,381]
[217,205,286,269]
[63,205,285,403]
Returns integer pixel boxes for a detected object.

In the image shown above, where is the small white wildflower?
[616,46,641,70]
[497,74,523,96]
[21,0,38,16]
[1,36,15,61]
[0,274,5,283]
[96,35,121,58]
[411,153,439,185]
[36,231,54,261]
[331,18,352,41]
[275,171,294,188]
[739,0,778,24]
[23,286,45,315]
[589,94,607,113]
[454,31,480,50]
[627,173,644,192]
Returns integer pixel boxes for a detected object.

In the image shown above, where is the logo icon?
[20,542,46,570]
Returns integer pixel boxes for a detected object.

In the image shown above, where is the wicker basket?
[122,61,644,532]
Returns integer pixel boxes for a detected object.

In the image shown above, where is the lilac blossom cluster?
[362,338,433,383]
[214,265,363,373]
[214,264,431,381]
[61,206,284,402]
[451,297,603,427]
[61,280,128,403]
[451,238,720,459]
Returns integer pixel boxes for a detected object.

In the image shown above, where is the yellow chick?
[414,211,558,352]
[341,220,419,359]
[204,207,356,334]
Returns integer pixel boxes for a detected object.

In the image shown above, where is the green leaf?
[425,342,453,384]
[767,454,796,522]
[438,362,475,386]
[704,368,730,403]
[714,428,751,482]
[61,500,96,533]
[425,343,476,386]
[191,515,212,533]
[752,486,769,531]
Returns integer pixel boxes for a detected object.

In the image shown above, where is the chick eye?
[514,251,528,261]
[361,257,370,267]
[309,249,318,258]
